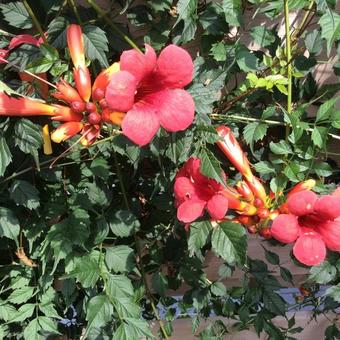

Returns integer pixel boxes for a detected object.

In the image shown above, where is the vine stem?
[210,113,340,140]
[113,153,169,339]
[84,0,142,52]
[68,0,82,24]
[22,0,47,43]
[284,0,292,139]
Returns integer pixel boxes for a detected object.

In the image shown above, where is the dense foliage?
[0,0,339,339]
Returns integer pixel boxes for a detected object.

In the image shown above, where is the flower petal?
[207,194,229,220]
[120,44,156,83]
[177,199,206,223]
[156,44,193,88]
[271,214,300,243]
[314,195,340,221]
[287,190,318,216]
[121,102,160,145]
[174,176,198,202]
[147,89,194,132]
[9,34,39,49]
[293,232,326,266]
[317,220,340,251]
[106,71,137,112]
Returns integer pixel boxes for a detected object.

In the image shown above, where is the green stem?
[68,0,82,24]
[113,152,130,210]
[293,0,315,40]
[284,0,292,139]
[22,0,47,43]
[84,0,141,52]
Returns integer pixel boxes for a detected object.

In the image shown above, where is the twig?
[22,0,47,43]
[68,0,82,24]
[84,0,142,52]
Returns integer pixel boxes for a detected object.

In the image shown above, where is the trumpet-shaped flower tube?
[51,122,83,143]
[287,179,316,198]
[216,125,267,203]
[92,62,120,98]
[105,44,195,146]
[0,93,82,122]
[52,79,83,104]
[236,181,254,201]
[66,24,91,102]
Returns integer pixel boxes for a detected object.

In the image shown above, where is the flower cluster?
[271,189,340,266]
[0,25,195,147]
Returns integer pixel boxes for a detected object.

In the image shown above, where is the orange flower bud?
[73,66,91,102]
[236,181,254,201]
[50,105,83,122]
[51,122,83,143]
[52,79,83,104]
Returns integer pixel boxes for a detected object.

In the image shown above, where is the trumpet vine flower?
[105,44,195,146]
[271,189,340,266]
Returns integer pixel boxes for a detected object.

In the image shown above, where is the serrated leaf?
[0,207,20,244]
[263,247,280,265]
[0,304,17,322]
[86,182,111,206]
[8,286,35,305]
[107,274,134,298]
[113,319,156,340]
[152,272,168,296]
[23,318,40,340]
[14,119,43,154]
[9,180,40,210]
[0,137,12,177]
[236,46,258,72]
[311,126,327,148]
[107,210,140,237]
[316,97,339,123]
[223,0,242,26]
[269,140,293,154]
[9,303,35,323]
[305,30,323,55]
[251,26,275,47]
[243,122,268,150]
[0,2,32,29]
[319,11,340,56]
[199,148,226,185]
[105,245,135,273]
[210,282,226,296]
[313,162,333,177]
[309,261,336,284]
[83,25,109,68]
[86,295,113,335]
[253,161,275,174]
[325,284,340,303]
[211,221,247,265]
[188,220,212,256]
[263,290,286,316]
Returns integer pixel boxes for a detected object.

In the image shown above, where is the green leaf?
[280,267,293,284]
[152,272,168,296]
[210,42,227,61]
[113,297,140,318]
[269,140,293,155]
[83,25,109,68]
[253,161,275,175]
[105,245,135,273]
[210,282,227,296]
[316,97,339,123]
[0,304,17,322]
[14,119,43,154]
[236,47,258,72]
[9,180,40,210]
[263,290,286,316]
[325,284,340,303]
[309,261,336,284]
[9,303,35,323]
[113,319,156,340]
[86,295,113,334]
[107,274,134,298]
[243,122,268,150]
[319,11,340,55]
[311,126,327,148]
[8,286,35,305]
[0,137,12,177]
[23,318,40,340]
[263,247,280,265]
[223,0,242,26]
[67,253,100,288]
[199,148,226,185]
[107,210,140,237]
[313,162,333,177]
[0,2,32,29]
[0,207,20,244]
[305,30,323,55]
[251,26,275,47]
[86,182,111,206]
[37,316,60,335]
[211,221,247,265]
[188,221,212,256]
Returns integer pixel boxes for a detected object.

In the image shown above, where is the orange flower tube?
[287,179,316,198]
[66,24,91,102]
[51,122,83,143]
[216,125,267,203]
[236,181,254,201]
